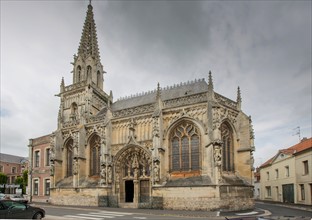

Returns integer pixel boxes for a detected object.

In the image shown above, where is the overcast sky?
[1,0,311,167]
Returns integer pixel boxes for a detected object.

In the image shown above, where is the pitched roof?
[260,137,312,168]
[111,79,209,111]
[0,153,27,164]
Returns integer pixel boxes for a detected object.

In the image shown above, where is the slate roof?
[259,137,312,168]
[0,153,27,164]
[111,79,208,111]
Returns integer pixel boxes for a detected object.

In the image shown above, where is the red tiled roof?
[259,137,312,168]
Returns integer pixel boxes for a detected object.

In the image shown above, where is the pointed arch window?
[89,134,101,176]
[86,65,92,81]
[97,71,101,87]
[221,122,234,172]
[66,139,74,177]
[170,121,200,172]
[77,66,82,82]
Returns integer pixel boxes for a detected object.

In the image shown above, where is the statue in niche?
[214,145,222,167]
[73,159,78,175]
[100,166,106,185]
[107,166,112,184]
[153,161,160,183]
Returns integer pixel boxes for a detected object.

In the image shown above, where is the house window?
[275,169,279,179]
[221,122,234,172]
[44,179,50,196]
[266,186,271,197]
[266,171,270,180]
[303,160,309,175]
[34,151,40,167]
[33,179,39,196]
[285,166,289,177]
[46,148,51,166]
[170,121,200,172]
[0,165,3,172]
[11,176,16,184]
[66,139,74,177]
[300,184,305,200]
[12,167,16,174]
[89,134,101,176]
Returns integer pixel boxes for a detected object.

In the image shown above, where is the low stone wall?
[152,185,254,211]
[50,187,111,206]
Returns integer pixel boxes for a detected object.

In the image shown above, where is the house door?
[125,180,134,203]
[282,184,294,203]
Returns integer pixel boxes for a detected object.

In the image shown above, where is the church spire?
[237,86,242,110]
[78,2,100,61]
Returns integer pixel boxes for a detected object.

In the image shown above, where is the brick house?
[0,153,28,194]
[28,135,51,202]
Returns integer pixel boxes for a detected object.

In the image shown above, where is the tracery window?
[170,121,200,172]
[221,122,234,172]
[89,135,101,176]
[66,139,74,177]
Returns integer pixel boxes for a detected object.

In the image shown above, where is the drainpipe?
[28,139,33,203]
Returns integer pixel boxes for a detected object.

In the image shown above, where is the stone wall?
[152,185,254,211]
[50,187,111,206]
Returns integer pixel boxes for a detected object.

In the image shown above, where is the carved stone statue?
[100,166,106,186]
[153,161,160,183]
[214,146,222,167]
[107,166,112,184]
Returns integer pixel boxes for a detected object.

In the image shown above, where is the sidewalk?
[255,200,312,212]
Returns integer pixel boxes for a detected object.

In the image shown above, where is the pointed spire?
[208,71,214,90]
[60,77,65,93]
[237,86,242,110]
[78,2,100,61]
[208,71,214,99]
[156,82,161,100]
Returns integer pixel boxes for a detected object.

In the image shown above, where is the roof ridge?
[116,78,206,101]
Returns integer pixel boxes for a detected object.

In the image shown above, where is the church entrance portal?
[114,146,152,207]
[125,180,134,202]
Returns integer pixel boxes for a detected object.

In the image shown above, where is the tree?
[0,172,8,193]
[15,170,28,194]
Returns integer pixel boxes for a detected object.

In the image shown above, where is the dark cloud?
[1,0,311,167]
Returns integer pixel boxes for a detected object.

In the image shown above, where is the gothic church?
[31,3,255,211]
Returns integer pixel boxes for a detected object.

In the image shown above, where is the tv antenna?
[292,126,301,142]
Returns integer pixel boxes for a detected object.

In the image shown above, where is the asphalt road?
[33,201,312,220]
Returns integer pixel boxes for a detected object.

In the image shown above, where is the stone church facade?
[34,3,255,211]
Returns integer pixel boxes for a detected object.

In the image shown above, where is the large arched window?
[89,134,101,176]
[221,122,234,172]
[170,121,200,172]
[65,139,74,177]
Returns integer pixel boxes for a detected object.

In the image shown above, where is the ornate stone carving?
[214,145,222,167]
[163,93,207,109]
[113,104,155,118]
[212,107,238,130]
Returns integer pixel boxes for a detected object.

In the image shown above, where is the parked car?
[0,200,45,219]
[9,195,28,204]
[0,194,5,200]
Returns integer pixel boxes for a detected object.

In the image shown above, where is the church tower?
[56,2,110,128]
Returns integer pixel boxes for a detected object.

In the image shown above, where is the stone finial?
[237,86,242,110]
[60,77,65,93]
[208,71,214,99]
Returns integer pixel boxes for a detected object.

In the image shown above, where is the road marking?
[78,213,115,218]
[97,210,134,215]
[133,217,147,219]
[63,215,103,220]
[89,212,124,216]
[235,211,258,216]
